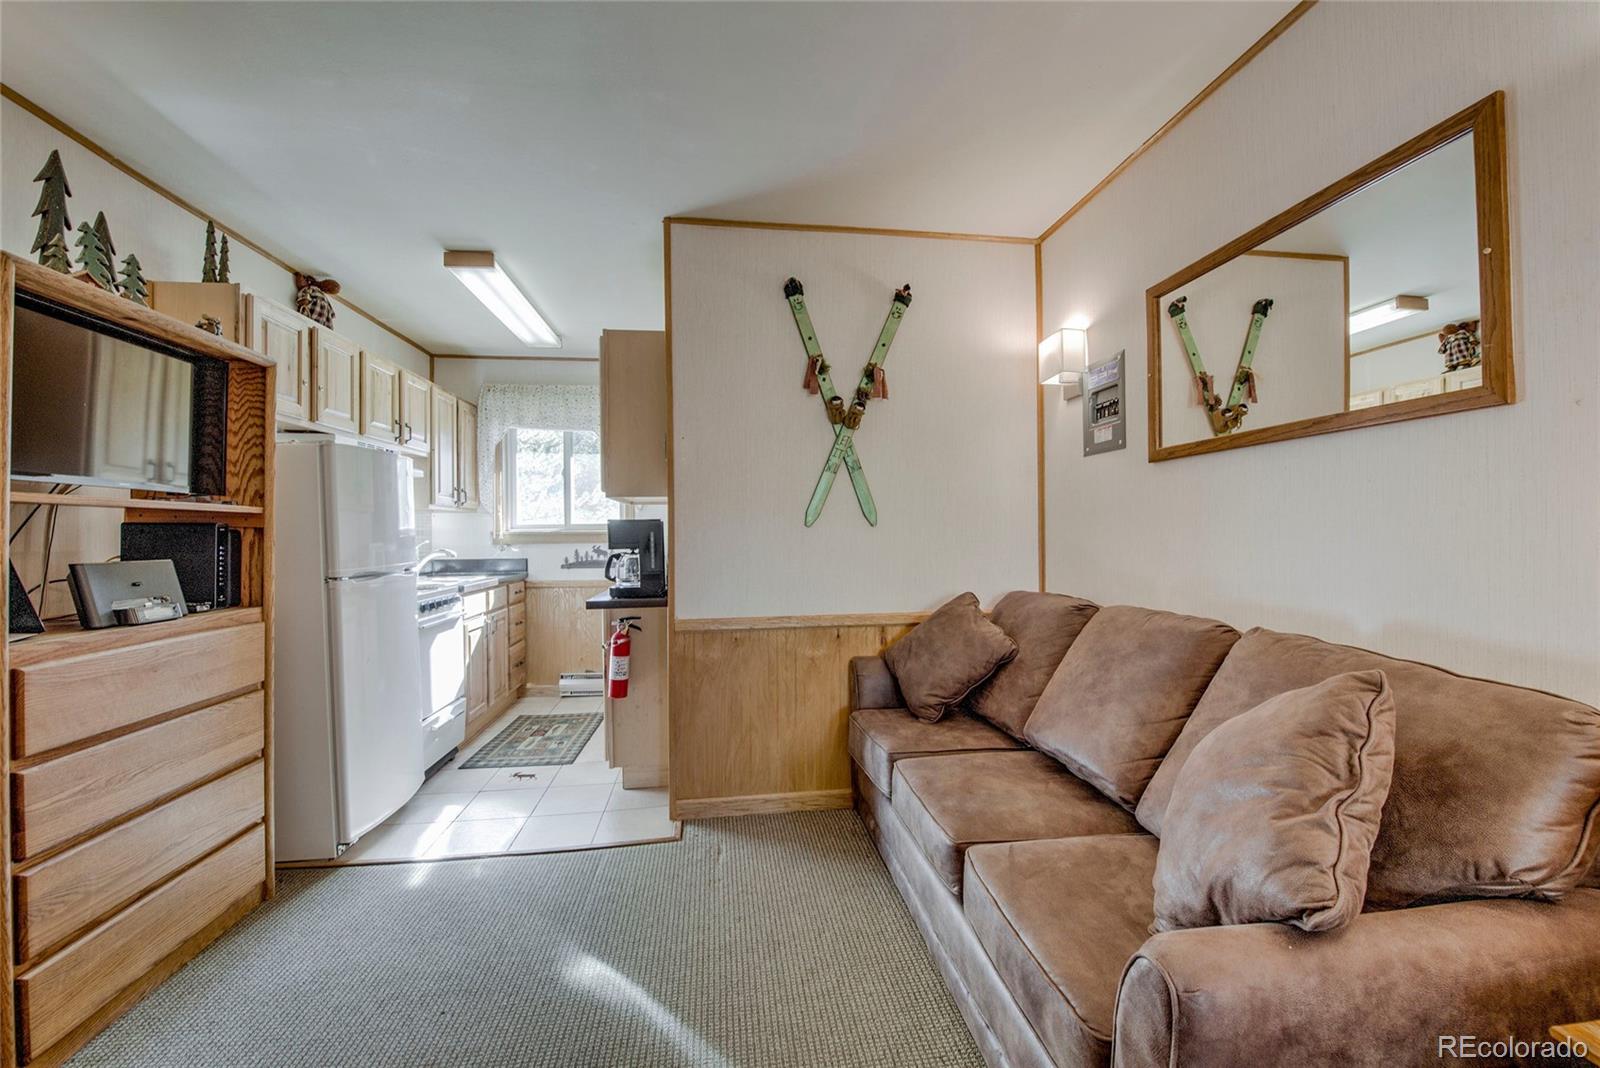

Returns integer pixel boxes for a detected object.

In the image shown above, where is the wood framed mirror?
[1146,91,1511,462]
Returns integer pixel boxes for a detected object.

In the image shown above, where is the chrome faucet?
[417,547,458,573]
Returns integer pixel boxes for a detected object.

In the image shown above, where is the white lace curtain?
[474,383,600,511]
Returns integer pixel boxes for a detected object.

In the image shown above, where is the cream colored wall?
[670,223,1036,619]
[1041,1,1600,702]
[0,98,429,375]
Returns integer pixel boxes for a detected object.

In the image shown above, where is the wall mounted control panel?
[1082,349,1126,456]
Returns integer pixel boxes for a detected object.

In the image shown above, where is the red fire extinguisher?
[607,617,642,699]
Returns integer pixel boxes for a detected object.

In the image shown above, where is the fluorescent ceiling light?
[1348,294,1428,335]
[444,250,560,347]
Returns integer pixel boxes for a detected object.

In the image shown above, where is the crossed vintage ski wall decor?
[1166,295,1273,435]
[783,278,913,527]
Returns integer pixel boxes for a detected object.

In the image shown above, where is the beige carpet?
[69,811,984,1067]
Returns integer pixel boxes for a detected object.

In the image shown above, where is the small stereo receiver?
[120,522,242,612]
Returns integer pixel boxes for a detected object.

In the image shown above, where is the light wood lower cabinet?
[11,623,263,759]
[489,608,510,704]
[14,763,264,966]
[16,828,266,1060]
[13,693,264,861]
[465,614,490,734]
[461,584,529,743]
[510,639,527,691]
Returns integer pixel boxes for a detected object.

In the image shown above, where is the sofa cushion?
[884,593,1017,722]
[965,835,1160,1067]
[891,750,1141,895]
[1138,628,1600,909]
[848,707,1022,798]
[1153,670,1397,933]
[967,591,1099,739]
[1022,606,1240,810]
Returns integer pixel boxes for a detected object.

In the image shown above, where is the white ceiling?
[0,1,1292,357]
[1260,134,1480,349]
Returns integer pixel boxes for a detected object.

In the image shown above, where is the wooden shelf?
[10,607,264,669]
[10,493,263,516]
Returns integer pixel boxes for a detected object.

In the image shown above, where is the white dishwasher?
[417,583,467,770]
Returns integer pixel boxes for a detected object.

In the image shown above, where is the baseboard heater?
[559,671,603,697]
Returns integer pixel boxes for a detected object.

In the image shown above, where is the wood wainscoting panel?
[524,582,609,690]
[669,621,915,814]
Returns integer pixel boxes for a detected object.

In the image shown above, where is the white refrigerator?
[273,438,424,861]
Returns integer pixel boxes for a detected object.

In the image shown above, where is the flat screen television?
[11,294,228,496]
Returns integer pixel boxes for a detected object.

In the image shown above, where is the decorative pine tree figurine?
[30,149,73,266]
[217,233,231,283]
[40,232,72,274]
[92,211,117,265]
[117,253,149,305]
[74,221,114,290]
[202,220,218,283]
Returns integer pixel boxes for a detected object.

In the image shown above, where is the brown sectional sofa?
[848,596,1600,1068]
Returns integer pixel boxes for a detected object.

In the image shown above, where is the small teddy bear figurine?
[294,272,341,327]
[1438,319,1481,372]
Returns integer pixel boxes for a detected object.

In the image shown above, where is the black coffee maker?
[604,519,667,599]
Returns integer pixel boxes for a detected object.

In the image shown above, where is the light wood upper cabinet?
[359,351,401,443]
[399,370,432,455]
[430,386,459,508]
[309,327,361,434]
[456,399,480,510]
[599,329,668,499]
[243,296,312,421]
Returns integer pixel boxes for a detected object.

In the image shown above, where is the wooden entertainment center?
[0,254,276,1066]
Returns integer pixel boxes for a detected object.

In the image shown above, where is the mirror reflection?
[1158,132,1481,446]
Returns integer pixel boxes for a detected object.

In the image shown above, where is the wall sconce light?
[1038,327,1088,400]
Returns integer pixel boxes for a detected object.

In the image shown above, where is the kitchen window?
[497,427,621,538]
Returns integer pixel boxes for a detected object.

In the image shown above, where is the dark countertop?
[420,558,529,594]
[421,558,530,579]
[585,593,669,611]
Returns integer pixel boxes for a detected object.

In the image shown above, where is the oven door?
[418,605,468,769]
[422,698,467,769]
[418,605,467,717]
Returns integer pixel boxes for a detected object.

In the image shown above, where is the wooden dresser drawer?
[12,623,264,758]
[16,827,265,1061]
[14,693,264,861]
[15,762,264,964]
[510,609,526,645]
[510,638,526,673]
[508,582,526,606]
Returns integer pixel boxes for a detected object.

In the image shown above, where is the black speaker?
[119,522,242,612]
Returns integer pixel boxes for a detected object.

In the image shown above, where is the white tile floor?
[336,694,678,865]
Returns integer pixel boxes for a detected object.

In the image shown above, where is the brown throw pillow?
[966,591,1098,738]
[884,593,1017,722]
[1152,670,1397,933]
[1023,606,1239,809]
